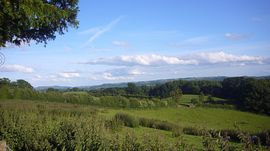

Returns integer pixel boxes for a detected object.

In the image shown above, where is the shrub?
[114,113,139,128]
[183,127,203,136]
[138,117,176,131]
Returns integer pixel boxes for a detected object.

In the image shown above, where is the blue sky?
[1,0,270,86]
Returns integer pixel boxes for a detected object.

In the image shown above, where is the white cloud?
[89,67,144,81]
[58,72,80,78]
[197,51,263,64]
[129,68,144,75]
[32,72,80,83]
[102,72,132,80]
[0,64,34,73]
[80,16,122,47]
[83,54,198,66]
[112,40,130,48]
[224,33,248,40]
[81,52,266,67]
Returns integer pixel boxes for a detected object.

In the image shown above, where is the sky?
[1,0,270,87]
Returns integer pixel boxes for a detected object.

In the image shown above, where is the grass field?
[119,127,243,150]
[100,107,270,132]
[97,94,270,132]
[1,99,270,150]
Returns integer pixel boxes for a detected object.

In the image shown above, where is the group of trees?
[0,78,35,99]
[1,77,270,114]
[222,77,270,114]
[90,80,221,99]
[90,77,270,115]
[0,78,178,108]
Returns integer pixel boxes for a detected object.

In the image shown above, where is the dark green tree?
[0,77,11,86]
[14,79,33,89]
[243,79,270,114]
[0,0,79,47]
[170,87,183,104]
[126,83,140,95]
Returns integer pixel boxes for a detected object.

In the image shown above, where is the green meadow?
[101,107,270,132]
[0,92,270,150]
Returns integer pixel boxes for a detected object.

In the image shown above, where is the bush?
[114,113,139,128]
[138,117,176,131]
[183,127,203,136]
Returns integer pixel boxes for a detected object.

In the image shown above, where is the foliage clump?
[0,0,79,47]
[114,113,139,128]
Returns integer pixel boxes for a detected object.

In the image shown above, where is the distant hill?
[35,86,72,91]
[35,76,269,91]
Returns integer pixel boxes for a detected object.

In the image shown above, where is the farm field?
[1,99,269,150]
[101,107,270,132]
[98,94,270,132]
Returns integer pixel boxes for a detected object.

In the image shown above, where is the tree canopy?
[0,0,79,47]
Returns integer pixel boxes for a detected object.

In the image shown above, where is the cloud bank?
[83,54,198,66]
[81,51,265,67]
[197,51,263,64]
[58,72,80,78]
[0,64,34,73]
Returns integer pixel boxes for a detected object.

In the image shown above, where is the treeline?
[222,77,270,114]
[88,80,222,98]
[90,77,270,115]
[0,78,179,108]
[1,77,269,115]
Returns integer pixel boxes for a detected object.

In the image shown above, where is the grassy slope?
[119,126,242,150]
[1,100,269,150]
[121,127,205,150]
[101,107,270,132]
[99,94,270,132]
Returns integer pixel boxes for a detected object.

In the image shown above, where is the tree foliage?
[1,77,270,114]
[222,77,270,114]
[0,0,79,47]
